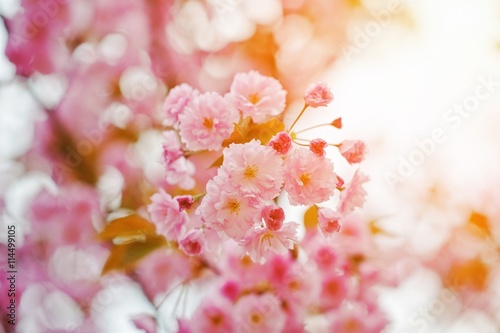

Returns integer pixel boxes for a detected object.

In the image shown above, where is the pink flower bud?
[309,138,328,157]
[331,117,342,129]
[221,280,241,302]
[304,81,334,107]
[336,176,345,189]
[262,205,285,231]
[269,132,292,155]
[175,195,194,211]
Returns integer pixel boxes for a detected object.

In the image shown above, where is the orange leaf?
[222,117,252,147]
[467,211,491,238]
[222,117,285,147]
[303,205,319,231]
[247,117,285,145]
[99,214,156,242]
[102,234,167,274]
[209,155,224,169]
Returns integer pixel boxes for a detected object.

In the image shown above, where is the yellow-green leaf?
[102,234,167,274]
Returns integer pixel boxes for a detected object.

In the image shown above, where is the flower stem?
[292,140,310,147]
[288,104,308,133]
[294,123,334,134]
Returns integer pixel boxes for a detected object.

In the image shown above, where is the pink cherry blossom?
[243,222,299,263]
[135,249,192,301]
[223,140,284,200]
[268,259,321,311]
[309,138,328,157]
[161,131,183,164]
[338,140,367,164]
[178,92,239,151]
[165,157,196,190]
[28,185,102,259]
[318,207,342,235]
[163,83,198,126]
[312,245,340,271]
[320,272,350,310]
[283,147,338,206]
[179,228,204,256]
[338,170,370,215]
[161,131,196,189]
[190,296,235,333]
[262,205,285,231]
[221,280,241,302]
[4,1,71,76]
[303,81,334,107]
[228,71,287,123]
[327,303,386,333]
[197,175,261,241]
[269,132,292,155]
[336,214,373,256]
[234,293,286,333]
[147,189,188,240]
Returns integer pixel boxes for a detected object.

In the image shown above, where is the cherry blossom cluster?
[149,71,369,264]
[129,71,394,332]
[1,1,389,332]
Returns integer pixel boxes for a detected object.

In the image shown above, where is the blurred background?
[1,0,500,332]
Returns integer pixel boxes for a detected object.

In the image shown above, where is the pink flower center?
[344,318,361,332]
[248,93,260,104]
[325,280,339,295]
[210,314,223,326]
[227,199,240,213]
[250,312,263,325]
[300,173,311,186]
[244,165,258,179]
[288,278,301,290]
[203,117,214,129]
